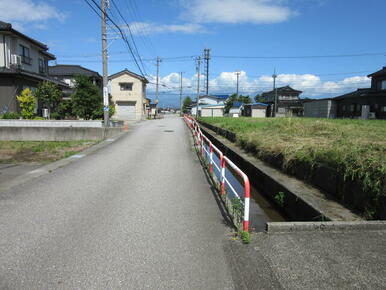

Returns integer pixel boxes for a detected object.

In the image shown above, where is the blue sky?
[1,0,386,107]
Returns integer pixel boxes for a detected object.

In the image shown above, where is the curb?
[0,131,128,193]
[267,221,386,233]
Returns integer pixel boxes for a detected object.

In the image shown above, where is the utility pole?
[179,72,184,116]
[101,0,109,127]
[196,56,201,117]
[155,56,161,105]
[203,48,210,96]
[272,69,278,117]
[235,71,241,97]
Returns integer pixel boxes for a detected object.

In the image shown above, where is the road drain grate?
[164,130,174,133]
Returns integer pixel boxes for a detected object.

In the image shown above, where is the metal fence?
[184,115,251,233]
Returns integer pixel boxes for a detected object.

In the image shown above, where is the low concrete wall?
[0,127,123,141]
[0,120,103,128]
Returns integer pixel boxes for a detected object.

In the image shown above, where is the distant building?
[200,104,225,117]
[303,98,337,118]
[229,102,243,117]
[0,21,68,113]
[261,86,303,117]
[109,69,148,120]
[191,94,229,116]
[334,67,386,119]
[242,103,268,118]
[49,64,102,98]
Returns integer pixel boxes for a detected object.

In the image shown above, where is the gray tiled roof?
[49,65,102,78]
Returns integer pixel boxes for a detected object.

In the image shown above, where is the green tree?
[16,88,36,119]
[182,96,192,113]
[225,94,251,113]
[238,95,252,104]
[255,94,265,103]
[56,99,74,119]
[35,81,62,116]
[71,75,103,120]
[224,93,238,113]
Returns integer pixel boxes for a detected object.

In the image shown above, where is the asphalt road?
[0,116,236,289]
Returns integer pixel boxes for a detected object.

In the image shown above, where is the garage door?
[116,101,136,120]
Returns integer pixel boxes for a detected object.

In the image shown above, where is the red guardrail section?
[183,114,251,232]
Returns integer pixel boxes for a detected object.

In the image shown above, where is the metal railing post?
[209,142,214,174]
[220,157,225,195]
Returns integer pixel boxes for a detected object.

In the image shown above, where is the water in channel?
[203,144,286,232]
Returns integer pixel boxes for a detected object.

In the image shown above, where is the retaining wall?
[0,120,103,128]
[0,127,123,141]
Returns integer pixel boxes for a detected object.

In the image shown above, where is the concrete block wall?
[0,120,103,128]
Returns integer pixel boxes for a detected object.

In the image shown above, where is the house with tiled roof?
[334,67,386,119]
[0,21,68,113]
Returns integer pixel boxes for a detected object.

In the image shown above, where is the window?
[381,80,386,90]
[119,82,133,91]
[20,45,31,65]
[342,105,346,112]
[349,104,355,112]
[38,58,45,73]
[382,106,386,112]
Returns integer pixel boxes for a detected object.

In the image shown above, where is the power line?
[83,0,146,77]
[109,0,147,75]
[212,52,386,59]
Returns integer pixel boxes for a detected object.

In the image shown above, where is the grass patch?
[200,117,386,219]
[0,141,96,164]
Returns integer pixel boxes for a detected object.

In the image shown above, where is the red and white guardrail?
[183,114,251,232]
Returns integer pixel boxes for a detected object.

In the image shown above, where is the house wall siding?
[110,73,146,120]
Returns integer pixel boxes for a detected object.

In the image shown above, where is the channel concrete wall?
[0,127,123,141]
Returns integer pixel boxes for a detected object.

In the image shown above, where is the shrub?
[16,88,36,119]
[1,112,20,119]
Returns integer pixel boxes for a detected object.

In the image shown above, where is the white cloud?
[147,71,371,99]
[0,0,65,24]
[181,0,294,24]
[128,22,206,35]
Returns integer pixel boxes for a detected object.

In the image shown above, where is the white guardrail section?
[183,115,251,232]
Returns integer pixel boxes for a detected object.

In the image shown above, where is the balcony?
[21,55,32,65]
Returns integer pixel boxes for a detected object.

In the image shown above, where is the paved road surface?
[0,116,236,289]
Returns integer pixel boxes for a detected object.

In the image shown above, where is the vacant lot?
[200,117,386,218]
[0,141,97,164]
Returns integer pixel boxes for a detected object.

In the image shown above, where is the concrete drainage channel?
[187,117,386,233]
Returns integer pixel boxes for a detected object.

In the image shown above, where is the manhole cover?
[164,130,174,133]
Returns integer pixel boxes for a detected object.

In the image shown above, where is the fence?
[184,114,251,233]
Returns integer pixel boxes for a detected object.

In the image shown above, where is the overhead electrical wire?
[82,0,146,77]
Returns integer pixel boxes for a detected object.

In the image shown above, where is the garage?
[115,101,136,120]
[200,104,225,117]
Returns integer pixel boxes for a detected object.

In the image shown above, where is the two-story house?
[49,64,103,98]
[0,21,67,113]
[108,69,148,120]
[334,66,386,119]
[190,95,229,115]
[261,85,303,117]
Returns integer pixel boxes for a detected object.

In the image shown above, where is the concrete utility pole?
[179,72,184,115]
[196,56,201,118]
[203,48,210,96]
[272,69,278,117]
[101,0,109,127]
[155,56,161,105]
[235,71,241,97]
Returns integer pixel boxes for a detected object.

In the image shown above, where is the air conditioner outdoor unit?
[10,54,22,67]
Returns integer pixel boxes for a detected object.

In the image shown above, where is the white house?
[201,104,225,117]
[191,95,228,116]
[109,69,148,120]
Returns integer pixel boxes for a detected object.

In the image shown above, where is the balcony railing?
[21,56,32,65]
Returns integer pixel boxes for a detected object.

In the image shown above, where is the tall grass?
[200,117,386,217]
